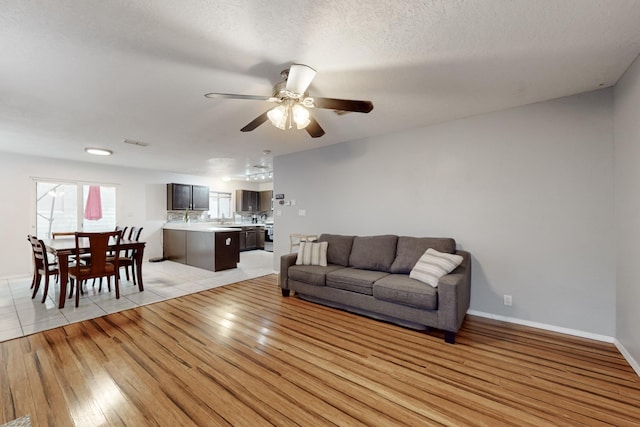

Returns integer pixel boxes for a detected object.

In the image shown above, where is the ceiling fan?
[204,64,374,138]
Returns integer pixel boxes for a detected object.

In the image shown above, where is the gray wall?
[614,54,640,364]
[274,89,615,336]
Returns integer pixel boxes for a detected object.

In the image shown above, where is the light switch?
[298,209,306,216]
[276,210,282,216]
[291,199,296,206]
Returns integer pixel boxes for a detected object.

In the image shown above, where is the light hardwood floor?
[1,274,639,426]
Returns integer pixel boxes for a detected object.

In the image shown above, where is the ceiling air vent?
[123,139,149,147]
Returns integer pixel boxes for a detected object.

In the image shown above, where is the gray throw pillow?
[348,235,398,272]
[389,237,456,274]
[318,234,355,266]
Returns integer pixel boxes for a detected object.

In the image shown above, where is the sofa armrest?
[436,250,471,333]
[279,253,298,290]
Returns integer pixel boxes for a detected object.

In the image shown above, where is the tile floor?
[0,250,275,343]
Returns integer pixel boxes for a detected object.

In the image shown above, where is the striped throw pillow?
[409,248,463,288]
[296,241,328,266]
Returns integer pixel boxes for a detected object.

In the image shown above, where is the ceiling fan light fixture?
[292,104,310,129]
[267,103,310,131]
[267,105,287,130]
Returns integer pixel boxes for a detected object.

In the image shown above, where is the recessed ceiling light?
[85,148,113,156]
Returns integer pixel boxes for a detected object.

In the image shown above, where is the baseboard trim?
[467,310,614,343]
[468,310,640,377]
[614,339,640,377]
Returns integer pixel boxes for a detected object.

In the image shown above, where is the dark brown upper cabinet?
[167,183,210,211]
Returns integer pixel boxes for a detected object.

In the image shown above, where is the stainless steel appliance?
[264,222,273,252]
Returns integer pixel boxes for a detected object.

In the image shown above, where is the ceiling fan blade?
[285,64,317,95]
[305,115,325,138]
[312,97,374,113]
[205,92,275,102]
[240,111,270,132]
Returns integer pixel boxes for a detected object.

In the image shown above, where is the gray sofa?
[280,234,471,343]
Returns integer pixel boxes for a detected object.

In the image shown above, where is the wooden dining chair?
[289,234,318,253]
[68,230,122,307]
[28,235,42,290]
[53,230,86,268]
[115,226,143,285]
[116,226,128,241]
[28,235,59,303]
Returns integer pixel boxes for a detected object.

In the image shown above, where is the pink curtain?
[84,185,103,220]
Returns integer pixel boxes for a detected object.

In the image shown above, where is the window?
[35,180,117,238]
[209,191,231,219]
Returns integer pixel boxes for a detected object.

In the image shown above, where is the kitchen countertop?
[162,223,242,233]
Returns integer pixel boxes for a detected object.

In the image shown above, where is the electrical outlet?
[503,295,513,306]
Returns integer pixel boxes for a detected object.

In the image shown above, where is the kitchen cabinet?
[235,190,259,212]
[245,227,257,250]
[215,231,240,271]
[191,185,210,210]
[167,183,210,211]
[258,227,265,249]
[163,229,186,263]
[259,190,273,211]
[230,225,260,251]
[163,227,240,271]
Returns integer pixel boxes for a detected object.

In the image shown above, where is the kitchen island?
[163,223,241,272]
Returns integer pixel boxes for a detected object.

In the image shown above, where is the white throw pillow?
[409,248,463,288]
[296,241,328,267]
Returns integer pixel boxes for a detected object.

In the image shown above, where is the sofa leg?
[281,289,291,297]
[444,331,456,344]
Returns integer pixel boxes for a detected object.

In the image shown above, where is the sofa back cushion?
[318,234,355,267]
[389,237,456,274]
[348,235,398,272]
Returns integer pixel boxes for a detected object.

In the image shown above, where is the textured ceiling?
[2,0,640,179]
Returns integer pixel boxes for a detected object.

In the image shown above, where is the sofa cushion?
[348,235,398,272]
[289,264,346,287]
[410,248,464,288]
[389,237,457,274]
[296,241,328,266]
[326,268,389,295]
[373,275,438,310]
[318,234,355,267]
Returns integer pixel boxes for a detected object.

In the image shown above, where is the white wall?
[274,89,615,336]
[614,54,640,364]
[0,152,263,278]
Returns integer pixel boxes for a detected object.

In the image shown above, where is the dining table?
[43,237,146,309]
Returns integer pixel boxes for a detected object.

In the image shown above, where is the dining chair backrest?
[28,235,59,302]
[121,227,143,258]
[34,237,54,269]
[74,231,122,278]
[27,235,44,270]
[116,226,128,240]
[129,226,144,242]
